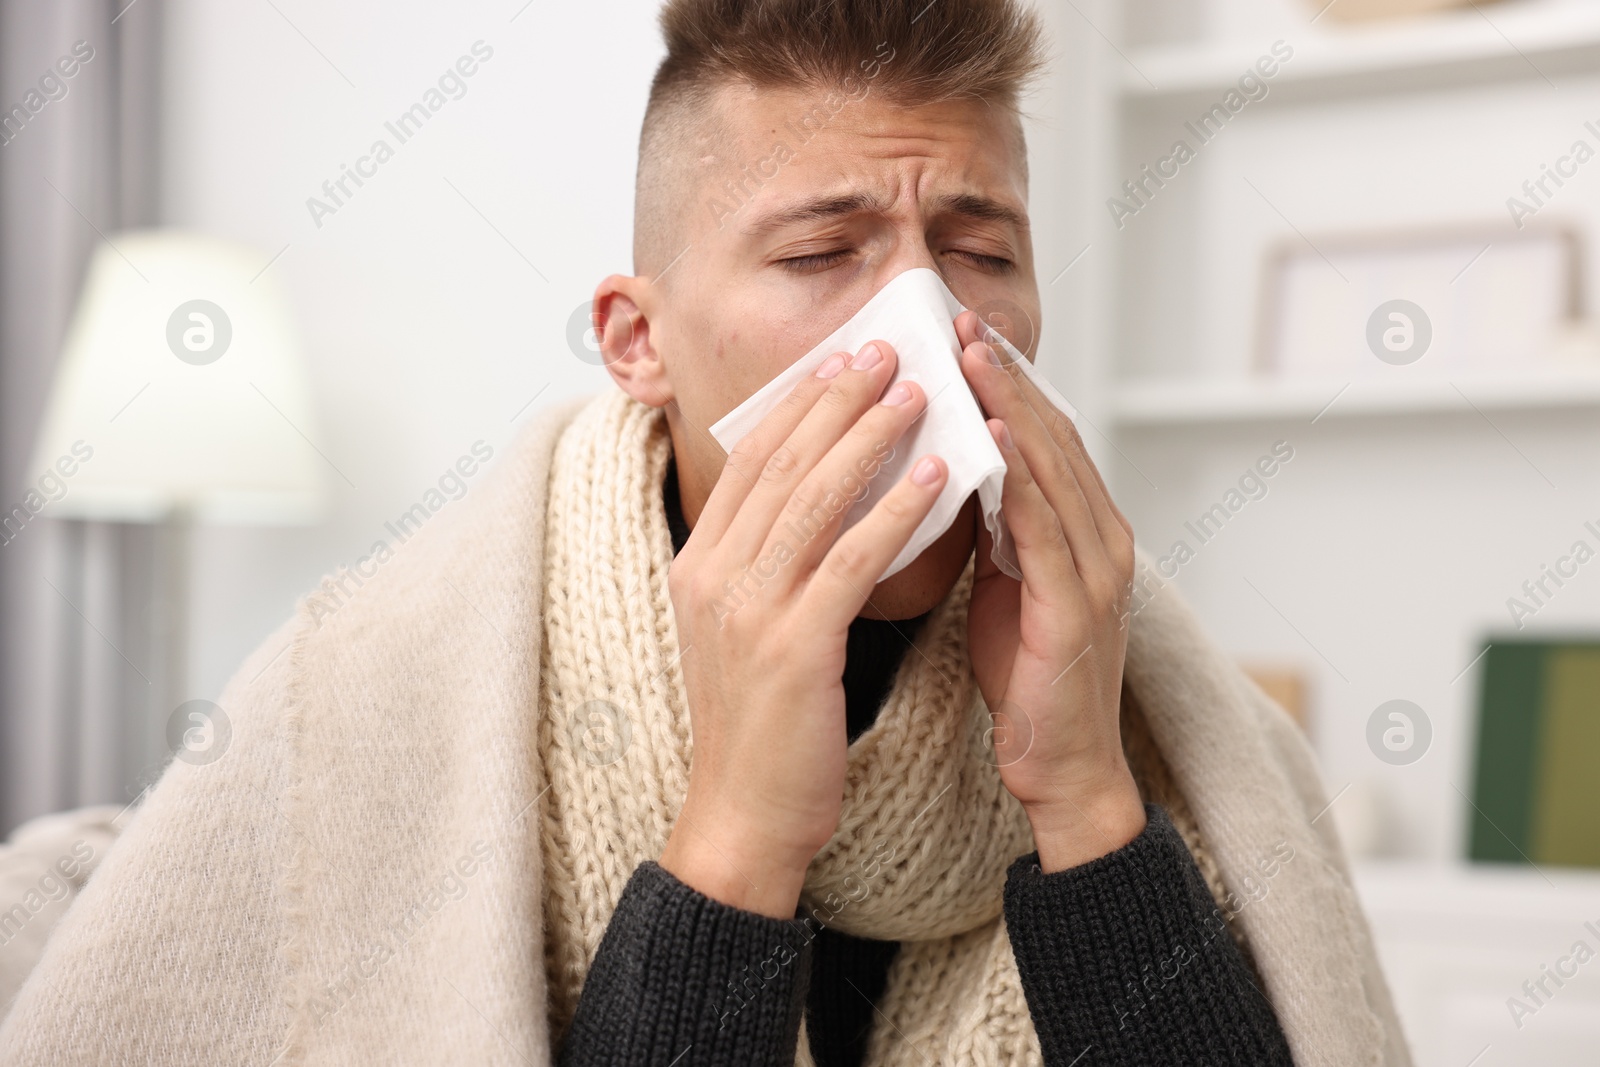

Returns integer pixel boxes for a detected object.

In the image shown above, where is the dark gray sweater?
[552,460,1295,1066]
[556,806,1295,1066]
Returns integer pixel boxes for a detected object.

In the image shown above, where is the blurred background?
[2,0,1599,1060]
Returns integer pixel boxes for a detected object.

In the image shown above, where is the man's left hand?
[954,310,1146,874]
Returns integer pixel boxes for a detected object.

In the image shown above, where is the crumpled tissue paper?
[708,267,1080,583]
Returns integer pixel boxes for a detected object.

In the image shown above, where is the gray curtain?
[0,0,167,836]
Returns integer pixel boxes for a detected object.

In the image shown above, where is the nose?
[878,232,942,289]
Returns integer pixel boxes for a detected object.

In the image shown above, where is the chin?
[858,494,979,621]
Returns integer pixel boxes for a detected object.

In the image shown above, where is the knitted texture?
[558,859,814,1065]
[536,390,1044,1060]
[1002,806,1295,1065]
[556,805,1295,1067]
[0,388,1410,1066]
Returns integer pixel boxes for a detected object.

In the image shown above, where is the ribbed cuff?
[558,859,816,1067]
[1002,804,1295,1066]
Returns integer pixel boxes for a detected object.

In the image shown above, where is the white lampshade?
[30,230,326,524]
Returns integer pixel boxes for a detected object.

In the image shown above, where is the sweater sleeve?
[1002,804,1295,1066]
[557,859,817,1067]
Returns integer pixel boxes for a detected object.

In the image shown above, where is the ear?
[592,274,674,408]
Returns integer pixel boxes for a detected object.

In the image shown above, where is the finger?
[963,341,1112,585]
[953,323,1132,550]
[955,309,1026,364]
[753,377,930,587]
[700,340,896,550]
[984,417,1083,606]
[954,309,986,354]
[966,337,1134,575]
[956,311,1132,549]
[1040,404,1135,549]
[801,455,947,622]
[958,307,1127,546]
[715,340,904,566]
[693,362,844,548]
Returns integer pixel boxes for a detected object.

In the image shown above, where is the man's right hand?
[658,339,947,918]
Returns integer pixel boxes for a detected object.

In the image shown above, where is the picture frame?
[1255,222,1584,378]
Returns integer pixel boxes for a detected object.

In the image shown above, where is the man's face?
[605,80,1040,620]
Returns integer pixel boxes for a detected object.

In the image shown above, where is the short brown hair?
[633,0,1050,276]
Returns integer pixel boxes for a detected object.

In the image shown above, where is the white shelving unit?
[1087,5,1600,1060]
[1122,2,1600,101]
[1106,0,1600,424]
[1113,368,1600,425]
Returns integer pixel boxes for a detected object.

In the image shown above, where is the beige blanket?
[0,804,122,1018]
[0,391,1412,1065]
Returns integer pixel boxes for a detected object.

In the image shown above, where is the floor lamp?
[29,230,324,800]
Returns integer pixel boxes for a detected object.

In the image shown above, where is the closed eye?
[777,250,853,274]
[950,250,1015,274]
[776,248,1015,274]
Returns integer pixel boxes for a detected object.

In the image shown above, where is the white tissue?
[708,267,1080,583]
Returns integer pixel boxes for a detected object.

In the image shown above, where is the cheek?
[694,326,788,426]
[724,319,804,397]
[722,332,771,386]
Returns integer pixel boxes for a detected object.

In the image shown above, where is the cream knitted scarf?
[0,388,1413,1067]
[539,389,1047,1063]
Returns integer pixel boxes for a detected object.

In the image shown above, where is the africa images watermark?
[1503,515,1600,629]
[305,40,495,229]
[306,440,495,627]
[714,836,901,1032]
[0,440,95,550]
[710,778,957,1032]
[569,699,631,766]
[1107,40,1294,230]
[1505,118,1600,230]
[1367,699,1432,766]
[0,840,97,951]
[1114,839,1295,1034]
[703,41,896,232]
[0,39,96,149]
[309,838,498,1028]
[709,438,895,628]
[1506,919,1600,1031]
[1123,440,1297,625]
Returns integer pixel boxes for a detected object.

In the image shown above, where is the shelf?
[1110,368,1600,426]
[1120,2,1600,104]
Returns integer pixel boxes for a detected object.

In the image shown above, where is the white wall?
[161,0,659,700]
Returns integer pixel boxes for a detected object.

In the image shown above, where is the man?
[0,0,1411,1064]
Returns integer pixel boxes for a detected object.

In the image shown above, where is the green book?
[1468,637,1600,868]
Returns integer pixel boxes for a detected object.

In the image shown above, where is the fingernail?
[978,321,1003,345]
[880,381,912,406]
[816,352,849,379]
[982,342,1002,367]
[912,457,941,485]
[853,342,883,370]
[995,419,1014,449]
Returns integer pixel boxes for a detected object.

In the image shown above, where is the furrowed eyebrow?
[738,190,1028,237]
[739,193,885,236]
[928,193,1029,231]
